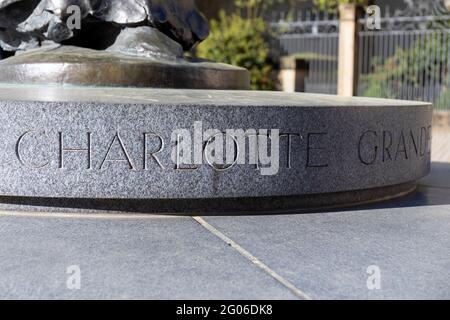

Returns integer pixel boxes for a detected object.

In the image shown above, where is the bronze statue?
[0,0,250,89]
[0,0,209,53]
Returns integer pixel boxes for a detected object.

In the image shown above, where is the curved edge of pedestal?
[0,86,432,214]
[0,181,418,215]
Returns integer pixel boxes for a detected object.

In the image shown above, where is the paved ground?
[0,162,449,299]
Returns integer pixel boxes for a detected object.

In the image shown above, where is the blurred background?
[194,0,450,162]
[195,0,448,101]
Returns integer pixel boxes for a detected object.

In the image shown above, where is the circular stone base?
[0,46,250,90]
[0,182,417,215]
[0,85,432,214]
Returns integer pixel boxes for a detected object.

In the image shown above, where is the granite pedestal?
[0,84,432,214]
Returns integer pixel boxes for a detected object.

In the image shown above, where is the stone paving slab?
[0,163,448,299]
[421,162,450,189]
[204,199,450,299]
[0,215,296,299]
[203,162,450,299]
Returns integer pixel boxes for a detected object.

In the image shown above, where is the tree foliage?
[313,0,367,12]
[196,11,274,90]
[195,0,370,90]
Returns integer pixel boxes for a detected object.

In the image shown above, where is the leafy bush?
[362,34,449,108]
[196,11,274,90]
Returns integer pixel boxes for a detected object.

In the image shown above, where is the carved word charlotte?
[12,123,431,176]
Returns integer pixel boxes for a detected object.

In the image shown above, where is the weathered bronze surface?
[0,0,251,89]
[0,0,209,51]
[0,45,250,89]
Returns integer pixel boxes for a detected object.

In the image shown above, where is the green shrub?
[436,74,450,110]
[362,34,449,104]
[196,11,274,90]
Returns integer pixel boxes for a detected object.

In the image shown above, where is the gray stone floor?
[0,163,449,300]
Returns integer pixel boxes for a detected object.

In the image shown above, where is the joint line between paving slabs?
[193,217,313,300]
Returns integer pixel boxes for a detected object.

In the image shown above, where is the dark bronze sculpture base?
[0,46,250,90]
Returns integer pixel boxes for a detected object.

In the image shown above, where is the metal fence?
[357,8,450,111]
[272,13,340,94]
[271,0,450,111]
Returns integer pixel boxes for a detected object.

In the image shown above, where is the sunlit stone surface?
[0,85,432,213]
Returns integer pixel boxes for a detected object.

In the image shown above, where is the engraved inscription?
[144,133,165,170]
[59,132,92,169]
[16,130,50,169]
[12,125,431,173]
[306,132,329,168]
[100,133,136,170]
[358,126,431,165]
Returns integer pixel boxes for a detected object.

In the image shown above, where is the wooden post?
[337,4,359,97]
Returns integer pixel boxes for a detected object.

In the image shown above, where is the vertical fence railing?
[272,3,450,111]
[271,15,340,95]
[357,14,450,111]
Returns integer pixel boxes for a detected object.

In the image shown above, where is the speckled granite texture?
[0,85,432,206]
